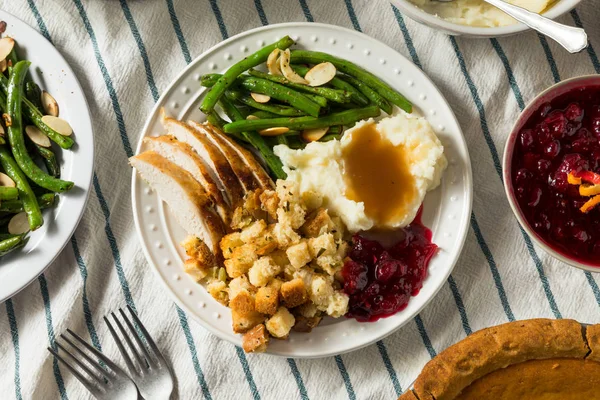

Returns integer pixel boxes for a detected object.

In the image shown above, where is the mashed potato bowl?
[390,0,581,38]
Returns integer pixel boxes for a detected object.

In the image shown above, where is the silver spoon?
[434,0,588,53]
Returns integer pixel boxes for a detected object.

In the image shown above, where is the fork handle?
[484,0,587,54]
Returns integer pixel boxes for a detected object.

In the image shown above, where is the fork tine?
[119,308,156,368]
[55,341,105,385]
[48,347,100,396]
[66,329,125,375]
[111,312,146,371]
[126,305,164,362]
[104,315,137,374]
[60,334,112,380]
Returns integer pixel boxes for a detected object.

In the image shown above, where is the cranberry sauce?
[512,86,600,264]
[342,212,438,322]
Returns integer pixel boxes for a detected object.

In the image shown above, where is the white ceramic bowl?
[503,75,600,273]
[390,0,582,38]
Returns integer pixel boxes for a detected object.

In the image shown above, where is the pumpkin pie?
[399,319,600,400]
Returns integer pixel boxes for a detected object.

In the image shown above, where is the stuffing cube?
[292,315,322,333]
[228,275,255,301]
[269,250,290,268]
[286,240,312,269]
[276,203,306,231]
[224,244,257,278]
[276,180,301,205]
[183,259,209,282]
[280,278,308,308]
[207,280,229,306]
[181,236,216,266]
[308,233,336,259]
[326,292,350,318]
[259,189,279,220]
[265,307,295,339]
[244,189,267,221]
[301,190,323,211]
[240,219,267,243]
[248,256,282,287]
[309,275,334,310]
[255,286,279,315]
[301,208,334,238]
[230,292,265,333]
[242,324,269,353]
[248,225,278,256]
[230,206,254,231]
[295,302,319,318]
[220,232,244,259]
[268,278,284,293]
[272,221,301,249]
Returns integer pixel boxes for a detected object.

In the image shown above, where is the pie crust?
[399,319,600,400]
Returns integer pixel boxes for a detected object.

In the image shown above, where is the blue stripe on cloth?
[209,0,229,40]
[254,0,268,26]
[570,10,600,73]
[118,0,159,101]
[414,315,436,358]
[287,359,309,400]
[235,346,261,400]
[70,236,103,351]
[343,0,362,32]
[335,355,356,400]
[38,275,68,400]
[166,0,192,64]
[391,5,422,70]
[71,0,133,158]
[376,341,402,396]
[470,213,515,321]
[176,306,213,399]
[26,0,51,40]
[450,36,563,319]
[5,299,23,400]
[298,0,314,22]
[536,33,561,83]
[490,39,525,110]
[446,276,472,335]
[92,173,136,310]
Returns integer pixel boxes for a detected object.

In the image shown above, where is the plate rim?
[132,21,473,358]
[0,10,95,303]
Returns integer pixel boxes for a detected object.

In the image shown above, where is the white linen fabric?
[0,0,599,399]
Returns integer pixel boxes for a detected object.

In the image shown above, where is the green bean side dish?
[199,35,412,181]
[0,42,78,258]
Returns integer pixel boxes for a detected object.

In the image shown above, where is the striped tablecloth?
[1,0,599,399]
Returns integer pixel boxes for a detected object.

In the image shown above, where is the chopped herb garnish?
[317,247,326,257]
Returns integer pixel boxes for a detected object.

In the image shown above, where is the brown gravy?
[342,122,416,225]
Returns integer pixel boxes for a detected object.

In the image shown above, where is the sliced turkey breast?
[162,116,245,208]
[130,151,225,255]
[197,122,274,190]
[187,120,260,193]
[143,135,230,224]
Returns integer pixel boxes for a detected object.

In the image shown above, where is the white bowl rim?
[503,74,600,273]
[391,0,582,38]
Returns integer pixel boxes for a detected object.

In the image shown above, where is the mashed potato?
[409,0,554,28]
[274,113,447,233]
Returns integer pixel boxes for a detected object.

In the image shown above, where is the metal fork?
[104,305,174,400]
[48,330,138,400]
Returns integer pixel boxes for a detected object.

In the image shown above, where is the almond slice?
[0,38,14,62]
[41,90,59,117]
[25,125,51,148]
[0,59,6,73]
[280,49,309,84]
[258,127,289,136]
[305,62,336,87]
[302,127,329,142]
[250,92,271,103]
[246,115,260,120]
[0,124,5,137]
[0,172,15,187]
[267,48,282,76]
[8,212,29,235]
[41,115,72,136]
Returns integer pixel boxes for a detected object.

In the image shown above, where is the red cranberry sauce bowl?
[342,213,438,322]
[510,84,600,265]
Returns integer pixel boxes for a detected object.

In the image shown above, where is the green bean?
[0,233,18,241]
[34,145,61,178]
[247,69,353,104]
[0,186,18,200]
[292,65,370,106]
[290,50,412,113]
[219,95,285,179]
[0,193,56,213]
[224,105,380,134]
[0,234,28,257]
[302,93,327,108]
[25,81,44,111]
[286,136,306,149]
[7,48,18,77]
[247,110,280,119]
[6,61,73,193]
[238,76,321,117]
[200,73,220,87]
[338,74,392,114]
[0,146,42,230]
[206,111,226,129]
[226,90,306,117]
[200,36,295,113]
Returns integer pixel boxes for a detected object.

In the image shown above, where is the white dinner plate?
[0,11,94,303]
[132,23,472,358]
